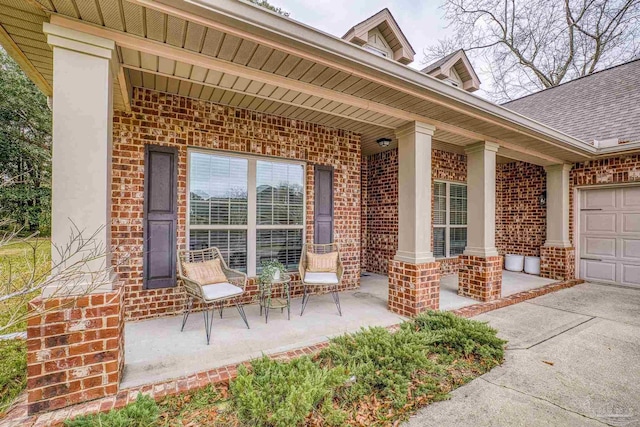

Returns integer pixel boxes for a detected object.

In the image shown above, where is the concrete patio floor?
[362,270,556,311]
[123,270,555,389]
[122,277,404,389]
[404,282,640,427]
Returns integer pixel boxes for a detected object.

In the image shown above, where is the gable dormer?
[342,9,415,65]
[421,49,481,92]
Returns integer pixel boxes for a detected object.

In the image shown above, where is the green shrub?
[230,355,347,427]
[0,339,27,416]
[64,394,158,427]
[411,311,505,364]
[318,326,445,409]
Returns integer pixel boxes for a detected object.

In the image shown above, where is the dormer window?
[421,50,481,93]
[364,44,388,58]
[342,9,415,65]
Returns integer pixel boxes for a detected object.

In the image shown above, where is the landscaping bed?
[65,311,505,427]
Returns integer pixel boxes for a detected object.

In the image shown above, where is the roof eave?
[127,0,599,156]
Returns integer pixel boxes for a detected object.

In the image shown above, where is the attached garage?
[579,186,640,287]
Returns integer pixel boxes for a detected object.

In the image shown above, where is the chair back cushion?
[306,251,338,272]
[182,258,227,284]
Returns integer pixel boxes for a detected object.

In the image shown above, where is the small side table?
[258,275,291,323]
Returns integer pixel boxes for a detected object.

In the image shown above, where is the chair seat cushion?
[202,282,243,301]
[304,272,339,285]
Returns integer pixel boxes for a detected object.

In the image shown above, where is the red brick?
[362,148,467,277]
[26,288,124,416]
[388,260,440,316]
[540,246,575,280]
[458,255,503,302]
[112,88,362,321]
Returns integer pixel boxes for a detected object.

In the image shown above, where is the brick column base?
[458,255,503,302]
[26,286,125,415]
[540,246,575,281]
[388,259,440,317]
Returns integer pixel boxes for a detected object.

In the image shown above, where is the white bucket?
[504,254,524,272]
[524,256,541,275]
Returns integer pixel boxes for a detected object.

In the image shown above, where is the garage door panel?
[620,264,640,287]
[581,259,616,283]
[582,188,616,209]
[621,238,640,260]
[621,213,640,233]
[621,187,640,208]
[582,212,617,233]
[582,236,616,257]
[579,186,640,286]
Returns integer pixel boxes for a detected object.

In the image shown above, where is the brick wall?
[388,260,440,316]
[26,287,125,414]
[361,156,368,270]
[361,149,398,275]
[361,148,466,276]
[496,161,546,256]
[540,246,575,280]
[458,255,503,301]
[112,88,361,321]
[431,150,467,275]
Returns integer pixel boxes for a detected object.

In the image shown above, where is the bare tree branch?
[424,0,640,101]
[0,217,128,334]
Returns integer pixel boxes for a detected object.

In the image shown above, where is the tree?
[0,48,52,234]
[425,0,640,102]
[247,0,289,16]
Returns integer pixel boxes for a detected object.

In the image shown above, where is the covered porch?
[0,0,591,416]
[122,270,557,390]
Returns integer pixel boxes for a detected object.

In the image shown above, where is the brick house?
[1,0,639,417]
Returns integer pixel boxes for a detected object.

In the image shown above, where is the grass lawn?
[65,311,506,427]
[0,238,51,416]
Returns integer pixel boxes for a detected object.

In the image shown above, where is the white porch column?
[394,121,436,264]
[544,164,573,247]
[43,23,116,295]
[463,141,499,257]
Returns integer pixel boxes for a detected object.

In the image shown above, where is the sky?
[266,0,451,71]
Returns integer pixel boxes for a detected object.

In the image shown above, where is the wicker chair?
[177,247,250,345]
[298,243,344,316]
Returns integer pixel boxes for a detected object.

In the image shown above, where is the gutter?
[596,141,640,156]
[177,0,596,156]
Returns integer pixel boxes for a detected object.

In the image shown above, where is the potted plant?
[259,259,287,284]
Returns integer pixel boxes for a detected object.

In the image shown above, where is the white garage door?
[580,186,640,287]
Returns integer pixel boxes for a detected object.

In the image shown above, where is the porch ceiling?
[0,0,603,163]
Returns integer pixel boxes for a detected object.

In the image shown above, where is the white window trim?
[434,180,467,258]
[186,148,306,277]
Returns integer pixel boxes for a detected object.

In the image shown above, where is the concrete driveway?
[405,283,640,427]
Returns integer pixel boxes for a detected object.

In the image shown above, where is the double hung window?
[433,181,467,258]
[188,151,304,276]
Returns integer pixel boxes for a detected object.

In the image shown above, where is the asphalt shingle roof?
[503,59,640,144]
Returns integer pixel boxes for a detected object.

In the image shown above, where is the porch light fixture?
[539,191,547,208]
[377,137,392,148]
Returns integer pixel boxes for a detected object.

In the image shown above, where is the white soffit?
[0,0,607,161]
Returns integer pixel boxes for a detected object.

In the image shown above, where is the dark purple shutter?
[143,145,178,289]
[314,165,334,244]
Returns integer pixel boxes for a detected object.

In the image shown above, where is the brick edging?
[2,279,583,427]
[450,279,584,318]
